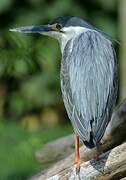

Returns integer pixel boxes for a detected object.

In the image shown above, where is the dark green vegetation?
[0,0,118,179]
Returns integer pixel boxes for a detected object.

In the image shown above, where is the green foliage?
[0,121,72,179]
[97,0,116,11]
[0,0,13,13]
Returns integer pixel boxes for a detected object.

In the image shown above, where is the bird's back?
[60,30,117,148]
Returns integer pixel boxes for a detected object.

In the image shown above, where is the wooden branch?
[31,99,126,179]
[31,142,126,179]
[35,135,75,164]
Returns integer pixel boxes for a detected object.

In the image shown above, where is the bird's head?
[10,16,93,52]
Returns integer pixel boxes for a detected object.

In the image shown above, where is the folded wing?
[60,30,117,145]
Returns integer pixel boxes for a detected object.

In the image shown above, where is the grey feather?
[60,30,117,146]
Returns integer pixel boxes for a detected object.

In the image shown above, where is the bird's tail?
[83,132,96,149]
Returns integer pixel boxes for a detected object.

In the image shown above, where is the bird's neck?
[59,26,89,54]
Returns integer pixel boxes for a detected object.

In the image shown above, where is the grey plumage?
[60,30,117,147]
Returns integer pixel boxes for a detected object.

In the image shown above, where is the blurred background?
[0,0,125,179]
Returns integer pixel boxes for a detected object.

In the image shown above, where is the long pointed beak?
[9,25,53,33]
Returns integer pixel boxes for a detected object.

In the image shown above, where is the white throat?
[58,26,90,53]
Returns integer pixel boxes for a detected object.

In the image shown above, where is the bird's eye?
[56,23,62,30]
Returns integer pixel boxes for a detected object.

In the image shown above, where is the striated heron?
[10,16,118,172]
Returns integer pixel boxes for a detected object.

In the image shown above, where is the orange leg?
[96,142,102,160]
[74,133,81,173]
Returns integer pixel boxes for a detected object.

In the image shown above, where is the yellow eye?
[56,23,62,30]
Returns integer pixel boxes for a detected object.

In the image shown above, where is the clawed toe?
[74,160,81,173]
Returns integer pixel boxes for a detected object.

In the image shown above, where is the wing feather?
[60,30,117,145]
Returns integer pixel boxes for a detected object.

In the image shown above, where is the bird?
[10,16,118,172]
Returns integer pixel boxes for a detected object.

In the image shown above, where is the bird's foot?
[95,151,101,161]
[74,159,81,174]
[95,143,103,161]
